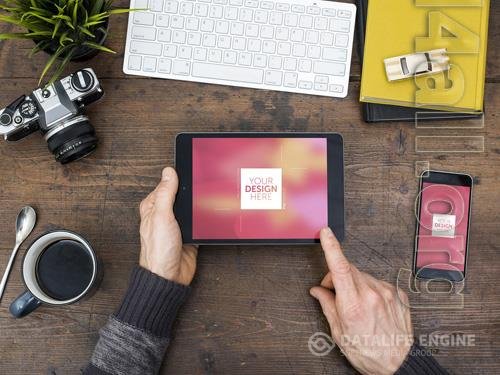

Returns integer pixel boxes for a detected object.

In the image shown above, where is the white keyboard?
[124,0,356,98]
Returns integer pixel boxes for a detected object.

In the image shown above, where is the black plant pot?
[35,19,109,62]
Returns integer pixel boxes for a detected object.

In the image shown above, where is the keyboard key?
[128,55,142,70]
[180,2,194,15]
[208,49,222,62]
[306,6,320,15]
[254,10,268,23]
[262,40,276,53]
[246,23,259,37]
[277,42,291,55]
[276,3,289,11]
[233,37,246,50]
[194,3,209,16]
[215,20,229,33]
[248,39,261,52]
[239,8,253,21]
[225,7,238,20]
[275,27,289,40]
[292,44,306,57]
[307,45,320,59]
[158,29,172,42]
[335,33,349,47]
[290,29,303,42]
[164,44,177,57]
[320,32,334,46]
[131,40,162,55]
[158,58,172,73]
[291,5,304,13]
[298,80,313,89]
[283,57,297,70]
[284,72,298,87]
[156,14,169,27]
[134,0,149,7]
[323,47,347,61]
[210,5,224,18]
[260,25,274,38]
[218,35,231,48]
[330,19,350,33]
[239,52,252,65]
[133,12,154,26]
[322,8,335,17]
[150,0,164,12]
[164,0,179,13]
[284,13,298,27]
[314,17,328,30]
[298,59,312,72]
[329,84,343,93]
[143,56,157,72]
[173,60,191,75]
[223,50,237,63]
[269,56,282,69]
[315,75,328,84]
[313,61,345,75]
[265,70,282,85]
[203,34,216,47]
[245,0,258,7]
[269,12,283,25]
[186,17,199,30]
[338,9,352,18]
[194,47,207,60]
[171,15,184,28]
[172,30,187,43]
[178,45,192,59]
[314,82,327,91]
[132,26,156,41]
[299,15,313,28]
[254,54,267,67]
[230,22,244,35]
[229,0,243,5]
[261,1,274,10]
[192,63,264,83]
[200,19,214,31]
[305,30,319,44]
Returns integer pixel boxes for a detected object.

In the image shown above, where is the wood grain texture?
[0,1,499,374]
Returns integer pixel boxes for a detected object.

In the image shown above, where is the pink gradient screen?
[192,138,329,239]
[416,182,471,272]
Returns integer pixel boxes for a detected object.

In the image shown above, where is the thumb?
[154,167,179,213]
[310,286,340,334]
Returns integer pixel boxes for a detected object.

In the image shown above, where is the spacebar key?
[192,63,263,84]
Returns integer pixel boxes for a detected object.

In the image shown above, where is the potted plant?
[0,0,132,84]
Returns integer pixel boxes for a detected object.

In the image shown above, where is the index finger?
[320,227,359,300]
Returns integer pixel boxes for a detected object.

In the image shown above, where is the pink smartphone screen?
[192,138,329,239]
[416,182,471,272]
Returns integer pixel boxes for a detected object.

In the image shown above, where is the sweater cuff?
[395,342,449,375]
[114,266,190,338]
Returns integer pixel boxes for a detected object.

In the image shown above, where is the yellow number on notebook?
[415,64,465,106]
[416,11,480,53]
[415,0,482,6]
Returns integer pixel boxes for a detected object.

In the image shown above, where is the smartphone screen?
[414,171,473,281]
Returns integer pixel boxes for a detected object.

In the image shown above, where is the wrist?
[114,265,190,337]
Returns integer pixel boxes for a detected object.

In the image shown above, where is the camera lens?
[45,116,98,164]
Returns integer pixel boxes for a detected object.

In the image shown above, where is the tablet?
[174,133,344,244]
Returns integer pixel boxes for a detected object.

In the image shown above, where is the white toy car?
[384,49,450,82]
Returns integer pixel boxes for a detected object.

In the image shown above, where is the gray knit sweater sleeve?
[83,266,190,375]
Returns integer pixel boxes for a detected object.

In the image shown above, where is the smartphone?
[413,170,473,282]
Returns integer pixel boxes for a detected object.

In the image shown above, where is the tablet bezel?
[174,132,344,244]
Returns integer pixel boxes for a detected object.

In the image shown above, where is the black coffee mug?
[10,230,100,318]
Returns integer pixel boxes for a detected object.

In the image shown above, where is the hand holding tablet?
[174,133,345,245]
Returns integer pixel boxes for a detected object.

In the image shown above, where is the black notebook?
[355,0,482,123]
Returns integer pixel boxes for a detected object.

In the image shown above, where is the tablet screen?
[192,137,329,240]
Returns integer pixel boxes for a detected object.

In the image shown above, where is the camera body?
[0,68,104,164]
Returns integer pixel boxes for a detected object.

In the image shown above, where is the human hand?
[310,228,413,375]
[139,167,198,286]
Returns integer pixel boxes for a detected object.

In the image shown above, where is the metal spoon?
[0,206,37,302]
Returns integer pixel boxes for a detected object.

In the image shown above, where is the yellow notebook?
[360,0,490,113]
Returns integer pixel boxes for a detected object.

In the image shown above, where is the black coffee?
[36,240,94,301]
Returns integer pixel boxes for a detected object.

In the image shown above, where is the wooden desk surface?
[0,2,499,374]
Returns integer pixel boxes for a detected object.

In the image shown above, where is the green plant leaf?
[39,44,70,85]
[82,41,115,53]
[91,0,105,15]
[107,9,134,14]
[0,32,32,40]
[78,25,94,38]
[47,47,75,85]
[52,19,61,38]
